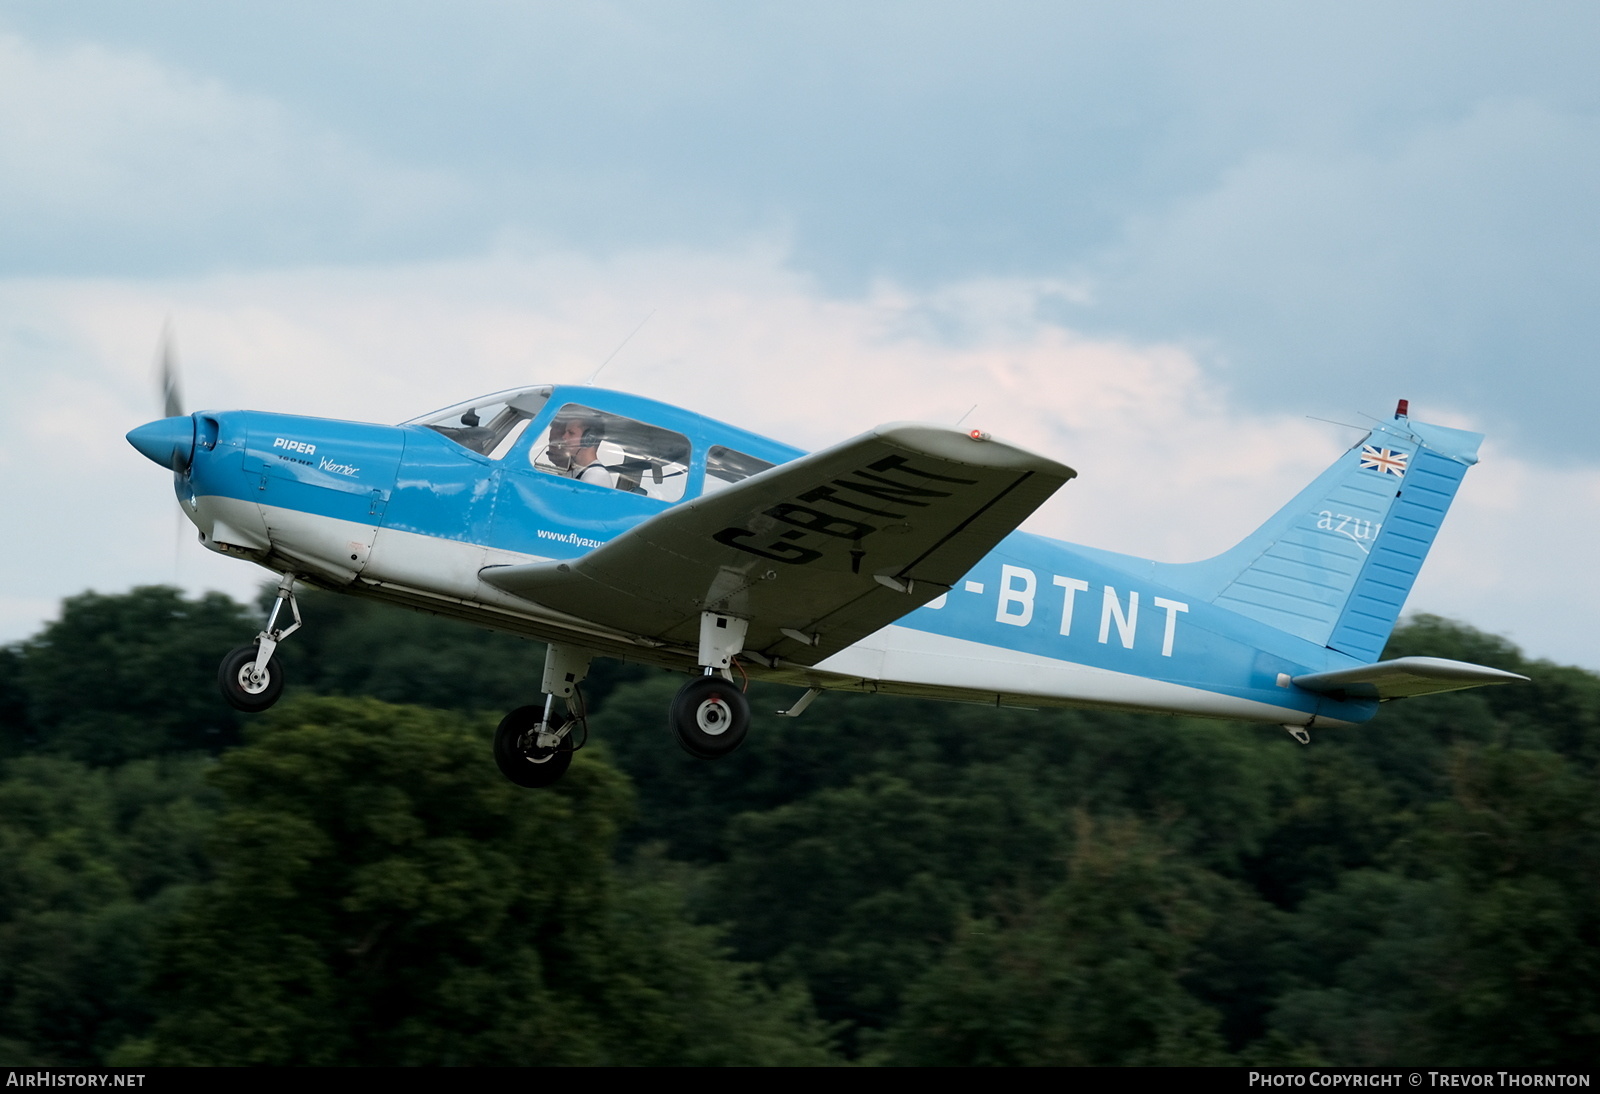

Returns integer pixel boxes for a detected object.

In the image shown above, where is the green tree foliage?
[713,773,1062,1034]
[1267,870,1447,1064]
[12,587,253,763]
[594,617,1600,1063]
[884,815,1231,1066]
[1423,747,1600,1065]
[122,697,833,1066]
[1,587,1596,1067]
[0,647,28,760]
[0,756,218,1064]
[1265,747,1600,1067]
[598,678,1299,1044]
[1256,624,1600,1067]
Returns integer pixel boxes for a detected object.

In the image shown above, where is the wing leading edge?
[480,423,1075,664]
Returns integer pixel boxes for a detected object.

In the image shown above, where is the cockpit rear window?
[531,403,692,502]
[407,387,552,459]
[703,445,775,494]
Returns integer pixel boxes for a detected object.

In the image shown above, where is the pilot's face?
[551,420,586,468]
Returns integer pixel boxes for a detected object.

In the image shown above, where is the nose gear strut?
[217,573,301,713]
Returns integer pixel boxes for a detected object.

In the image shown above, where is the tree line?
[0,586,1594,1065]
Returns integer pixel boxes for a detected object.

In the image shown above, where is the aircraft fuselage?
[162,386,1379,731]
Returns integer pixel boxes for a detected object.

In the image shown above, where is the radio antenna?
[1304,414,1366,432]
[585,310,656,385]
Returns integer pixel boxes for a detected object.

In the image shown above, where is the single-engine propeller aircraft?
[127,376,1526,787]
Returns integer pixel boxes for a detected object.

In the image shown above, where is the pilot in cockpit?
[547,411,616,489]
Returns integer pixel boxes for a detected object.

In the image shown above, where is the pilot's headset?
[572,414,605,449]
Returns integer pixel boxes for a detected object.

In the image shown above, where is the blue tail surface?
[1159,411,1481,662]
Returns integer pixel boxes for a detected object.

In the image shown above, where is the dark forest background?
[0,585,1594,1066]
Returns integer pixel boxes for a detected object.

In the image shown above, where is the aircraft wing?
[480,423,1075,665]
[1293,656,1528,700]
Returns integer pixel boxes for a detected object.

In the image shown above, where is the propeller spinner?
[126,323,196,472]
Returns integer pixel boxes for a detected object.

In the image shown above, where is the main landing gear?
[667,612,753,758]
[495,644,592,789]
[494,613,760,790]
[218,573,300,713]
[669,675,750,758]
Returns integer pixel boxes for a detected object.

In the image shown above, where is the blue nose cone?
[127,416,196,471]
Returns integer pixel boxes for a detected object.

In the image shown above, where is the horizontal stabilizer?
[1293,656,1528,701]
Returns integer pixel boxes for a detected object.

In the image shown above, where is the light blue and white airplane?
[127,380,1526,787]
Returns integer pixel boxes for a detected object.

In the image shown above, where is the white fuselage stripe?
[199,495,1323,726]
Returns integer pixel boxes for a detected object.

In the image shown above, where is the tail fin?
[1162,410,1481,661]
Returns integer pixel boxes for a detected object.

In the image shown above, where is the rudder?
[1325,444,1470,660]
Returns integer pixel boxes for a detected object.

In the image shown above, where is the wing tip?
[869,421,1076,480]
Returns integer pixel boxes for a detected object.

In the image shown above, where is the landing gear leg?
[669,612,752,759]
[218,573,301,713]
[494,644,593,789]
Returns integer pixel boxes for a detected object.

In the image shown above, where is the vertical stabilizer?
[1161,412,1481,659]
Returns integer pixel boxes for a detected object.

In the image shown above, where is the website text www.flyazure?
[535,528,606,549]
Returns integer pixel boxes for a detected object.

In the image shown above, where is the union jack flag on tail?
[1359,445,1408,476]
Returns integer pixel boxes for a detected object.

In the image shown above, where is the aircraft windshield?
[531,403,692,502]
[406,387,552,459]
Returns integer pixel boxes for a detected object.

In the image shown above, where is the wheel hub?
[694,697,730,735]
[515,718,568,763]
[235,662,270,695]
[514,735,561,764]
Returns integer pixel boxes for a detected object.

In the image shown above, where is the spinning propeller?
[125,323,201,575]
[158,321,184,421]
[126,323,198,475]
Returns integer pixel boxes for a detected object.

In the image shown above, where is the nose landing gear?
[218,573,300,713]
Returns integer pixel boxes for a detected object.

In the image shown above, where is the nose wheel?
[218,644,285,712]
[218,574,299,713]
[669,675,751,758]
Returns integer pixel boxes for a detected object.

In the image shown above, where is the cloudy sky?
[1,2,1596,669]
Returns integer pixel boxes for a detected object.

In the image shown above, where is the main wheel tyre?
[493,705,574,789]
[218,645,285,713]
[669,675,751,759]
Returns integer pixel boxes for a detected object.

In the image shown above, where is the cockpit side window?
[407,387,552,459]
[531,403,692,502]
[703,445,776,495]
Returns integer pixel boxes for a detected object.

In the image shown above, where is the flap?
[481,423,1075,664]
[1293,656,1529,700]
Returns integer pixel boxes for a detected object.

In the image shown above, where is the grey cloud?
[1084,99,1600,457]
[2,2,1598,454]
